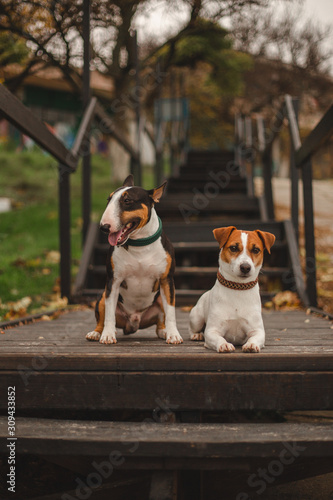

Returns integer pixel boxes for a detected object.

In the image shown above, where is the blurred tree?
[230,6,333,113]
[231,6,332,74]
[0,0,268,96]
[0,32,28,66]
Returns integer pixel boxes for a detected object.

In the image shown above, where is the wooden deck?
[1,308,333,499]
[1,308,333,412]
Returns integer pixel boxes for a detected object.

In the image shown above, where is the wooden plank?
[1,370,332,411]
[149,471,177,500]
[27,474,150,500]
[162,220,285,242]
[158,195,259,212]
[0,84,75,169]
[1,418,333,458]
[3,327,332,343]
[3,337,333,348]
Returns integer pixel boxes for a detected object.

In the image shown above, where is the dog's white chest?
[209,284,264,342]
[113,242,167,311]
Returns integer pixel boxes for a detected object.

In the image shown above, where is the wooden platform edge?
[1,418,333,459]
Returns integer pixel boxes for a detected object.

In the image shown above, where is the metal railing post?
[59,165,71,299]
[302,158,317,307]
[82,0,91,245]
[245,116,254,196]
[262,143,275,220]
[286,96,301,244]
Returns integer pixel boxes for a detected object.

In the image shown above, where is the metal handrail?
[248,94,333,307]
[295,104,333,167]
[0,84,75,170]
[0,85,143,299]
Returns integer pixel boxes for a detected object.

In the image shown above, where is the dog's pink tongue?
[108,230,122,246]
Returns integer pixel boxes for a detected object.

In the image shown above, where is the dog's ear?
[122,174,134,187]
[255,230,276,254]
[148,181,167,203]
[213,226,236,248]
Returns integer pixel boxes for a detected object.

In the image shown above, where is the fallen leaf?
[40,315,51,321]
[272,291,301,310]
[12,258,26,268]
[45,250,60,264]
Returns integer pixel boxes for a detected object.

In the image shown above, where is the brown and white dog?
[189,226,275,353]
[86,175,183,345]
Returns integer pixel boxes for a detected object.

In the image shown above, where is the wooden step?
[175,266,290,277]
[3,417,331,460]
[88,265,290,277]
[157,194,260,220]
[175,289,276,305]
[162,220,285,242]
[187,150,234,162]
[75,287,276,305]
[166,178,247,194]
[94,240,285,253]
[178,164,241,175]
[97,221,286,245]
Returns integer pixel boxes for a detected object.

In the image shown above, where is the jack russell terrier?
[86,175,183,345]
[189,226,275,353]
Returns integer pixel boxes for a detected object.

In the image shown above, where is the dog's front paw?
[86,330,101,341]
[217,340,235,353]
[190,332,204,341]
[99,330,117,344]
[166,331,183,344]
[242,341,261,353]
[156,328,167,340]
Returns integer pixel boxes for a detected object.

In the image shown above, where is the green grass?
[0,147,157,320]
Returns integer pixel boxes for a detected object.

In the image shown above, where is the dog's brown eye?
[229,245,238,253]
[252,247,260,254]
[124,197,132,205]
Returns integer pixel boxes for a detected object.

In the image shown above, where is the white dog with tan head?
[189,226,275,353]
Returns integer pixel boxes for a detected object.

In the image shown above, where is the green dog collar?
[127,217,163,247]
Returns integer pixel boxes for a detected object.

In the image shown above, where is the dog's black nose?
[100,223,110,233]
[240,263,251,274]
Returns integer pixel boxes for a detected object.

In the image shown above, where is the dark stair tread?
[167,176,245,184]
[159,193,257,202]
[176,266,290,276]
[187,150,234,159]
[76,288,276,305]
[94,240,286,255]
[173,240,286,251]
[157,196,260,215]
[161,220,285,242]
[89,265,290,277]
[97,221,287,245]
[175,289,276,305]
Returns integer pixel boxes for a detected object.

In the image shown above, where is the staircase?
[157,150,260,221]
[73,150,305,306]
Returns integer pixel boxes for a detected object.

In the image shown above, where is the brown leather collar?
[217,270,258,290]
